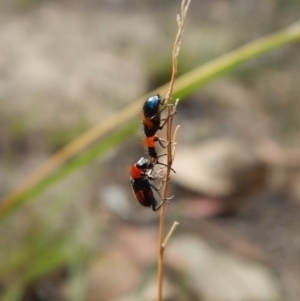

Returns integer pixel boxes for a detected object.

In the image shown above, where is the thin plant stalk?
[157,1,191,300]
[163,221,180,248]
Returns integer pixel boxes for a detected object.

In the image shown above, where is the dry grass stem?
[157,1,191,301]
[172,124,181,161]
[163,221,180,248]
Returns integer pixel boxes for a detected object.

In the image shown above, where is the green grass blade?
[170,20,300,99]
[1,20,300,220]
[0,121,138,220]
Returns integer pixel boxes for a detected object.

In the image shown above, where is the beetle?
[130,157,171,211]
[145,135,161,161]
[142,94,166,138]
[142,95,176,160]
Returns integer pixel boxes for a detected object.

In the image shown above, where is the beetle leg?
[152,194,174,211]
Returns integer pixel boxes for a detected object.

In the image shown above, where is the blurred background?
[1,0,300,300]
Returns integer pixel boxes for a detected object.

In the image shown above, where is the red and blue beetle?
[130,157,165,211]
[142,94,175,161]
[129,95,176,211]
